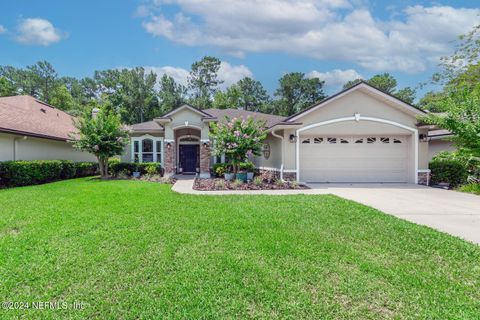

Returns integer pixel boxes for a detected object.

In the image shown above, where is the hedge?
[429,159,468,187]
[0,160,98,188]
[108,160,163,177]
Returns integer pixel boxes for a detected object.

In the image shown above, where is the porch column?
[199,141,211,178]
[164,140,176,176]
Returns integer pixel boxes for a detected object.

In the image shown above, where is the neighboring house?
[427,129,456,162]
[123,81,449,185]
[0,95,95,162]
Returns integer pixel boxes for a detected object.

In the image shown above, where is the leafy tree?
[213,85,242,109]
[188,56,223,108]
[27,61,59,102]
[158,74,186,114]
[368,73,397,93]
[209,117,267,173]
[49,85,75,111]
[236,77,270,111]
[0,65,39,96]
[343,73,416,104]
[395,87,416,104]
[117,67,158,123]
[72,105,129,178]
[418,91,448,113]
[0,76,16,96]
[342,78,362,90]
[434,24,480,88]
[274,72,326,116]
[95,68,159,124]
[421,84,480,158]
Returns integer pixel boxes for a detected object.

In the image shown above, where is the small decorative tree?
[209,116,267,173]
[71,106,129,178]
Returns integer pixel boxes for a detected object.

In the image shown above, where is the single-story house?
[0,95,95,162]
[123,81,455,185]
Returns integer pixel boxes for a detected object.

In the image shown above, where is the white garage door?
[299,136,409,183]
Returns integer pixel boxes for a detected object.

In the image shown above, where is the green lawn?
[0,179,479,319]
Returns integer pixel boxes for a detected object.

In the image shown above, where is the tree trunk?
[97,156,105,178]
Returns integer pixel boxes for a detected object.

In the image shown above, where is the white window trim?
[131,135,164,165]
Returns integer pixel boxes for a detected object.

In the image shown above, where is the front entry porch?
[163,127,211,178]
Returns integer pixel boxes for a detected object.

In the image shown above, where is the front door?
[179,145,199,173]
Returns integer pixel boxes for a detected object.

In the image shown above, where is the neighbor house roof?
[203,108,286,128]
[0,95,77,141]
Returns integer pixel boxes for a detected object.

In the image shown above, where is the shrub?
[239,161,255,172]
[213,163,229,177]
[253,176,263,186]
[214,179,226,190]
[108,161,162,177]
[275,179,285,187]
[233,179,243,188]
[429,159,468,187]
[0,160,98,187]
[457,183,480,195]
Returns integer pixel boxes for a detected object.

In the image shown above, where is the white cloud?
[15,18,64,46]
[144,66,190,86]
[143,61,253,89]
[307,69,362,88]
[139,1,480,73]
[0,25,6,34]
[217,61,253,89]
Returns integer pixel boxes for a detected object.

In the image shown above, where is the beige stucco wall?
[279,90,428,182]
[0,132,96,162]
[254,134,282,169]
[428,139,456,162]
[164,108,210,140]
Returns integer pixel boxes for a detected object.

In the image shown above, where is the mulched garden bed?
[193,178,309,191]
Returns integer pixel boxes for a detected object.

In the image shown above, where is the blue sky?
[0,0,479,97]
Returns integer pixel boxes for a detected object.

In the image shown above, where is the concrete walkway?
[172,178,480,244]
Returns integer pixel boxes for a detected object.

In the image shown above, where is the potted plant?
[132,164,141,178]
[224,165,235,181]
[240,161,255,181]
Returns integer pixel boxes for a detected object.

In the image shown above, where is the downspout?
[271,130,284,181]
[13,136,27,161]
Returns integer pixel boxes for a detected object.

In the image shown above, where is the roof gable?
[285,81,425,123]
[158,104,214,119]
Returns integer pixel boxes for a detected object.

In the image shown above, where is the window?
[142,139,154,162]
[355,138,364,144]
[327,137,337,144]
[340,138,349,144]
[380,137,390,144]
[133,141,140,163]
[393,138,402,144]
[156,141,162,163]
[131,136,163,164]
[313,137,323,144]
[367,137,376,144]
[302,138,311,144]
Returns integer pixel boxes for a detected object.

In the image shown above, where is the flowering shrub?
[209,117,267,173]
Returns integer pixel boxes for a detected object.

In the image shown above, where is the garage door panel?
[300,135,409,183]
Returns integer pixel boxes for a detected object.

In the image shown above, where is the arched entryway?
[175,128,201,174]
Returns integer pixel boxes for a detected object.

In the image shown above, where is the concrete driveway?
[309,183,480,244]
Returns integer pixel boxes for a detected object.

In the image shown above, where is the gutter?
[270,129,284,181]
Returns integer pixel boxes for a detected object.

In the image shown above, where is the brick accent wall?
[418,171,430,186]
[283,172,296,181]
[199,142,211,178]
[164,141,175,176]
